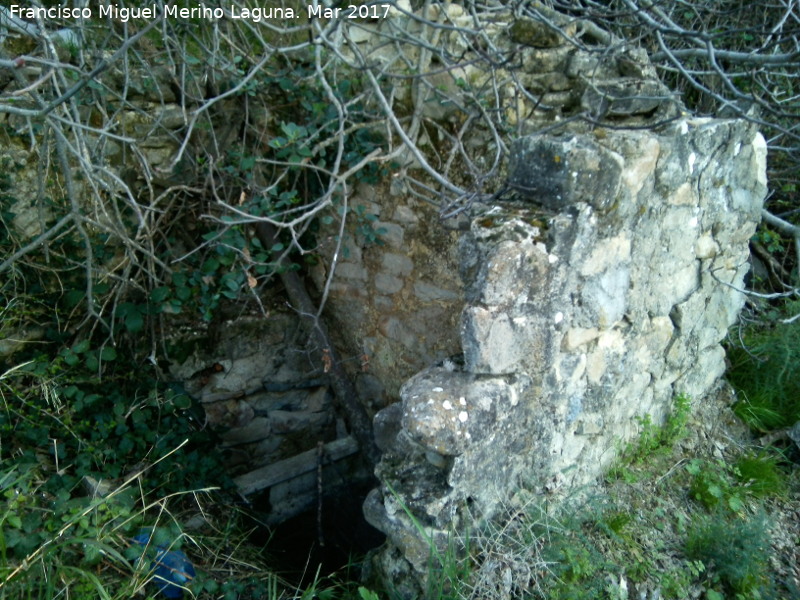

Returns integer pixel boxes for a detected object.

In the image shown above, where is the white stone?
[563,327,600,350]
[752,132,768,188]
[621,135,659,195]
[668,182,696,206]
[580,235,631,277]
[695,233,720,259]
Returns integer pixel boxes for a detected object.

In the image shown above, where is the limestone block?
[750,132,768,189]
[567,53,620,81]
[649,262,699,315]
[597,329,625,352]
[586,349,606,385]
[375,221,405,248]
[557,353,587,389]
[520,72,572,94]
[392,205,419,226]
[667,182,697,206]
[462,308,547,375]
[695,233,720,259]
[379,317,421,352]
[575,414,604,436]
[220,417,271,446]
[508,134,623,211]
[382,253,414,277]
[363,489,451,577]
[400,370,485,456]
[329,281,370,300]
[580,265,631,328]
[340,233,363,264]
[400,367,527,456]
[335,262,368,280]
[618,135,660,196]
[581,79,671,116]
[680,345,727,399]
[521,45,574,72]
[580,234,631,277]
[465,219,551,307]
[375,273,404,295]
[413,281,460,303]
[563,327,600,351]
[509,18,574,48]
[645,316,675,356]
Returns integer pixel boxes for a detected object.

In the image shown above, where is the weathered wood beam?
[234,435,359,495]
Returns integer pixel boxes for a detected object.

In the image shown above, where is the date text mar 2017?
[308,4,391,19]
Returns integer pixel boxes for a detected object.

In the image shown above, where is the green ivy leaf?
[7,514,22,529]
[100,346,117,361]
[63,290,85,308]
[150,286,170,304]
[727,495,744,512]
[73,339,91,354]
[201,258,220,273]
[173,394,192,410]
[84,353,99,372]
[125,311,144,333]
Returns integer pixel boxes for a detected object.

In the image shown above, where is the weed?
[685,510,773,596]
[734,450,786,498]
[384,482,470,600]
[686,450,786,513]
[609,394,691,480]
[686,458,745,512]
[727,302,800,432]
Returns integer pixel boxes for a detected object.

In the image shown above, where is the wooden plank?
[233,436,359,495]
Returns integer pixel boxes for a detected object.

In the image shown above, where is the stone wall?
[309,6,770,595]
[307,1,683,402]
[361,120,766,594]
[0,4,768,586]
[309,187,465,403]
[166,315,329,462]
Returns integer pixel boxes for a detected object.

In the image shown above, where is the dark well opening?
[249,476,384,587]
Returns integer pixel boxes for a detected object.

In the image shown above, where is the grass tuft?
[685,511,773,596]
[728,302,800,432]
[734,450,787,498]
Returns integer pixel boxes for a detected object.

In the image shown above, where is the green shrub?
[728,304,800,432]
[734,451,786,498]
[685,511,772,596]
[686,459,745,512]
[687,451,787,513]
[0,462,141,599]
[609,394,691,481]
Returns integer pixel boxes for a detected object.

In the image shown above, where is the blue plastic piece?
[132,529,196,598]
